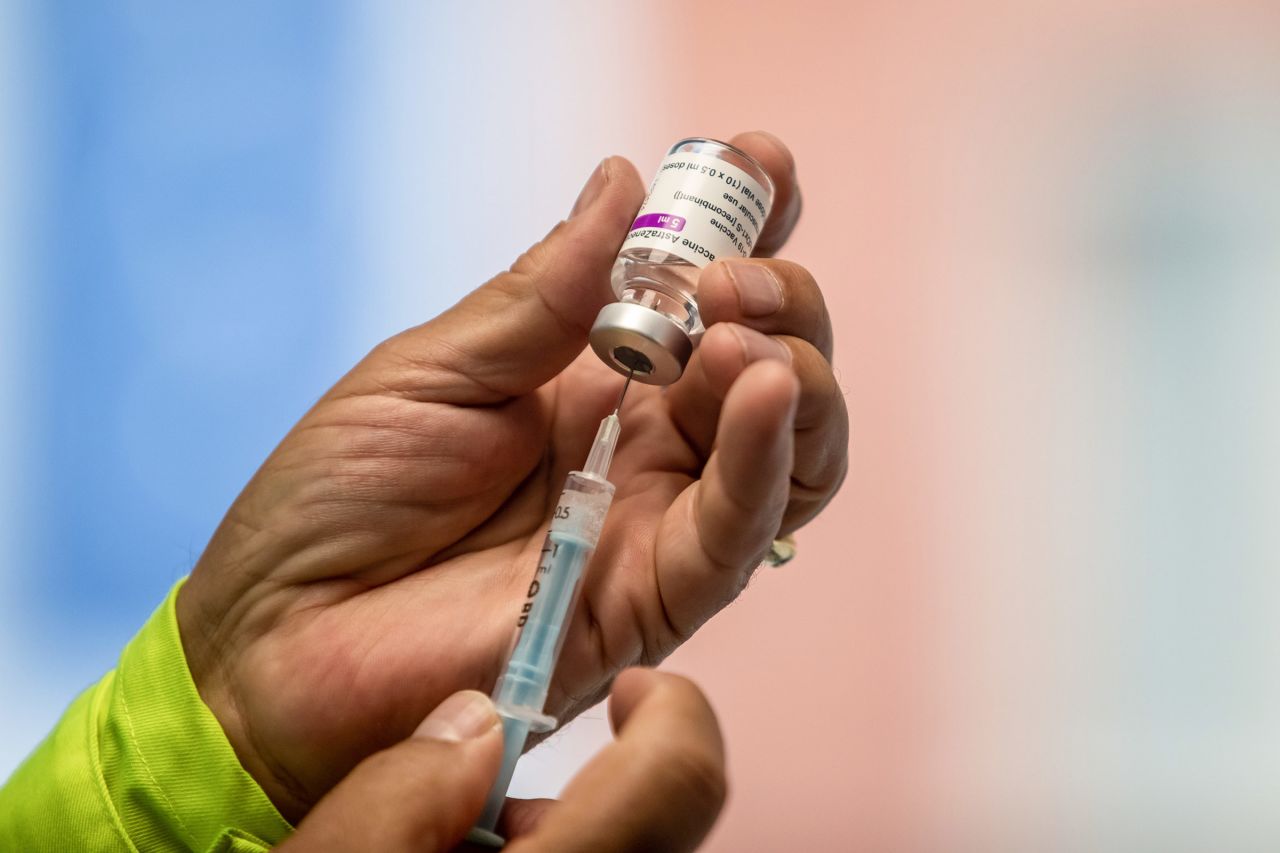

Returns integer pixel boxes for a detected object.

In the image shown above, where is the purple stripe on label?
[631,213,686,232]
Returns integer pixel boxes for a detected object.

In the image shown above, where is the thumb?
[353,156,645,405]
[277,691,504,853]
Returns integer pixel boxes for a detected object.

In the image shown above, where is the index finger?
[502,669,727,853]
[729,130,802,257]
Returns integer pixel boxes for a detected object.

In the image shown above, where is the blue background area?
[0,1,618,783]
[23,4,355,667]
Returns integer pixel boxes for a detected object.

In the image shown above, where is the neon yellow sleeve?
[0,581,293,852]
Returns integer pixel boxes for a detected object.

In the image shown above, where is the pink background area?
[641,2,1280,848]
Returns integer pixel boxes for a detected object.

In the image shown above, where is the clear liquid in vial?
[611,246,704,338]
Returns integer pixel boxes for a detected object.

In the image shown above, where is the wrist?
[175,578,312,823]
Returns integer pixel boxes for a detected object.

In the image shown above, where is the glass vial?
[589,137,775,385]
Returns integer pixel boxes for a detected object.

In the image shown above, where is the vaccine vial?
[590,137,775,385]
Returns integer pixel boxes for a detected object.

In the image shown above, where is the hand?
[178,131,848,818]
[277,669,726,852]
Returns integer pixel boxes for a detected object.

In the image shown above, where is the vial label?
[620,152,771,266]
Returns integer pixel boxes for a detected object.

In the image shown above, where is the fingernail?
[729,324,792,365]
[570,159,609,219]
[414,691,499,743]
[724,262,784,317]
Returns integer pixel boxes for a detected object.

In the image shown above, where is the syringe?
[468,376,632,846]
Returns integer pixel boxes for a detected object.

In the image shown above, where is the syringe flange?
[496,704,557,734]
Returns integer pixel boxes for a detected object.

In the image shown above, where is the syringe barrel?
[493,533,591,715]
[475,470,616,836]
[550,471,616,545]
[492,471,615,718]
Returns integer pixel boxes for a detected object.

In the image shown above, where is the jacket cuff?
[99,579,293,851]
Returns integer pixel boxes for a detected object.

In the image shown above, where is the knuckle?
[795,353,843,424]
[766,258,819,295]
[635,675,728,812]
[653,744,729,814]
[509,224,566,279]
[487,266,539,307]
[358,330,458,397]
[764,261,832,352]
[783,337,832,396]
[653,671,705,704]
[364,334,417,378]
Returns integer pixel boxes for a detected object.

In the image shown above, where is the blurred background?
[4,1,1280,849]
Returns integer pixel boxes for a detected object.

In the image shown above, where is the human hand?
[276,669,725,852]
[177,131,848,818]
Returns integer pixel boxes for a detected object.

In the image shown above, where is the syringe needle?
[614,367,636,414]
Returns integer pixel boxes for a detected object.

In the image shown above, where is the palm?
[208,349,713,807]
